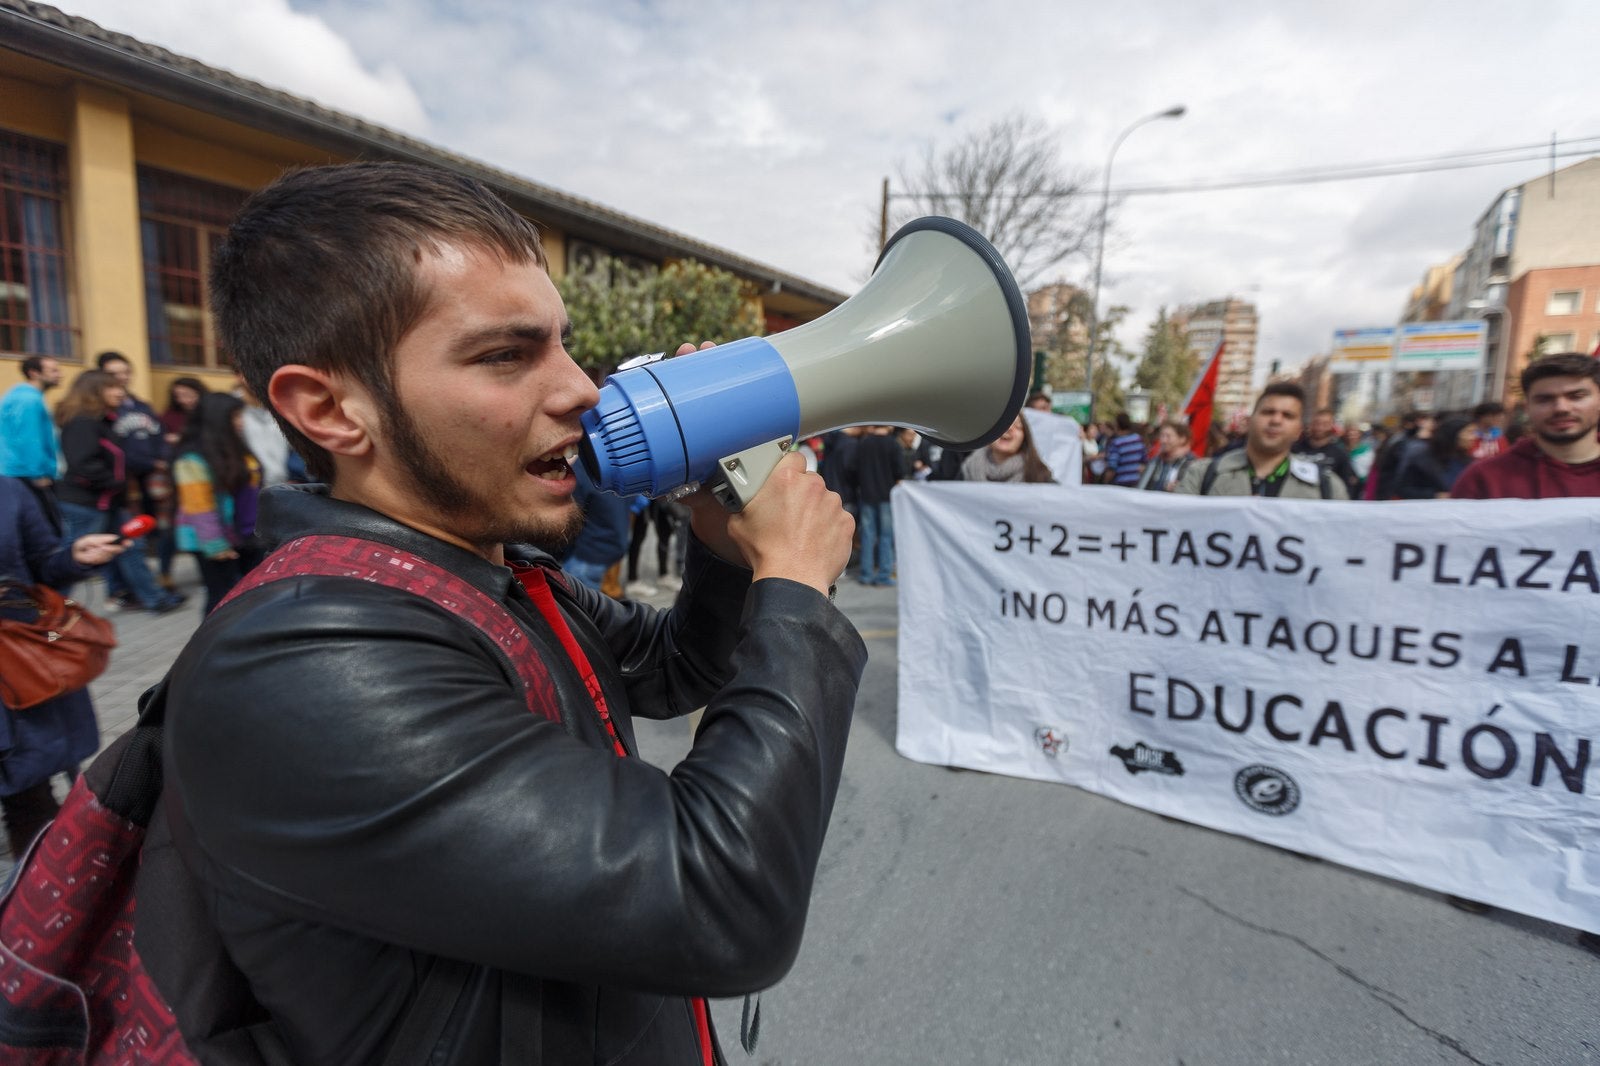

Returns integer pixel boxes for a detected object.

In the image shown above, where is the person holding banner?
[1451,352,1600,500]
[1392,414,1478,499]
[1137,420,1195,491]
[1292,408,1360,497]
[1176,383,1347,499]
[1438,353,1600,948]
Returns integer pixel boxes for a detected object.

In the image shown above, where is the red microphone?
[120,514,157,540]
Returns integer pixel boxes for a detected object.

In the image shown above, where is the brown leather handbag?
[0,583,118,710]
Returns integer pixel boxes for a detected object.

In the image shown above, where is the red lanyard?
[512,565,626,757]
[511,565,714,1064]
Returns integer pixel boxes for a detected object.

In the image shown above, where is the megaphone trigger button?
[617,351,666,371]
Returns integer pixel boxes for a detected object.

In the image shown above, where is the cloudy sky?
[56,0,1600,382]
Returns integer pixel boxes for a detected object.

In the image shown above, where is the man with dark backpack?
[2,163,865,1066]
[1176,382,1348,500]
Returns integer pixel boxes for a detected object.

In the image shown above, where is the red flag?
[1182,339,1225,458]
[1591,335,1600,358]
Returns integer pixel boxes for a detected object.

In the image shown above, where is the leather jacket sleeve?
[165,551,867,1000]
[530,534,765,722]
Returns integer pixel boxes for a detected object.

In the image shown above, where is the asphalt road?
[635,578,1600,1066]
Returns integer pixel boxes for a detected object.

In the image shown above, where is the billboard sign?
[1393,320,1486,372]
[1328,327,1394,374]
[1051,390,1091,424]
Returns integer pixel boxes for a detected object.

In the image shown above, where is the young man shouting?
[145,163,863,1065]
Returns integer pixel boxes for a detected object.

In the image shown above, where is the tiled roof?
[0,0,846,307]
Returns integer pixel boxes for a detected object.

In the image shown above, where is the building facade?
[0,1,844,402]
[1025,281,1089,392]
[1174,297,1258,420]
[1447,157,1600,405]
[1505,265,1600,367]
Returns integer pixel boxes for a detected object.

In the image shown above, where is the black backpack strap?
[1319,467,1335,500]
[499,972,543,1065]
[1199,458,1221,496]
[380,958,474,1066]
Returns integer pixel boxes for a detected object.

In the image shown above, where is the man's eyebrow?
[452,321,568,354]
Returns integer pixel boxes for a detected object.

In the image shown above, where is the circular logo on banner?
[1034,726,1068,758]
[1233,765,1300,816]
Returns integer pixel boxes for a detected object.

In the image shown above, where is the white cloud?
[50,0,1600,382]
[59,0,429,133]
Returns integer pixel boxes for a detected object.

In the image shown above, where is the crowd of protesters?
[9,350,1594,610]
[0,354,303,616]
[1070,353,1597,505]
[0,352,306,855]
[798,353,1599,587]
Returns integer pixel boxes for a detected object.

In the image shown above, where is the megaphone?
[579,216,1032,510]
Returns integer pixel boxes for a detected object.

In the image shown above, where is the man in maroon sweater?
[1452,352,1600,499]
[1448,352,1599,954]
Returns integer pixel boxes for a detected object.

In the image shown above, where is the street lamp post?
[1084,105,1186,424]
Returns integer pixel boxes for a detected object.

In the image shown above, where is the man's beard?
[1535,417,1599,446]
[384,402,585,555]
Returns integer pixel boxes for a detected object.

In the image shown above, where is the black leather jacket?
[149,485,867,1065]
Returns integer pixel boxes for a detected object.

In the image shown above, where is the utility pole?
[879,177,889,250]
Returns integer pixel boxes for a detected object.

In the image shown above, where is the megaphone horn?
[579,216,1032,510]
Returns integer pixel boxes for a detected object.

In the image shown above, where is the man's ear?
[268,365,379,462]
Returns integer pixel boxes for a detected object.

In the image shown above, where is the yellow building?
[0,0,845,403]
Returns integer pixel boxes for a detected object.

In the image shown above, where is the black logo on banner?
[1034,727,1068,758]
[1110,742,1185,776]
[1234,765,1300,816]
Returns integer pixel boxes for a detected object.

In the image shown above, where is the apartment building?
[1174,297,1258,419]
[1447,157,1600,404]
[1026,281,1089,390]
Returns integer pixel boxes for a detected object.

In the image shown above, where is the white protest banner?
[894,483,1600,933]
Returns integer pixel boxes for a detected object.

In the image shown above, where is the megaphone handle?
[708,437,794,513]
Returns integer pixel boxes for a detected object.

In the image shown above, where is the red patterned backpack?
[0,535,566,1065]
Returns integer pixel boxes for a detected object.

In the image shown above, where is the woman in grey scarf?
[960,414,1055,483]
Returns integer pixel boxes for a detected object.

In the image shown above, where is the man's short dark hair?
[95,350,129,370]
[211,162,549,482]
[20,355,48,380]
[1521,352,1600,395]
[1160,419,1191,442]
[1472,401,1505,419]
[1253,381,1305,413]
[1115,412,1132,431]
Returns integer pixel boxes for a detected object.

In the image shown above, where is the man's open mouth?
[527,444,579,481]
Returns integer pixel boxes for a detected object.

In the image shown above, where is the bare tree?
[887,114,1101,290]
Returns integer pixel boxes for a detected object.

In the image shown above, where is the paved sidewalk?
[79,554,210,750]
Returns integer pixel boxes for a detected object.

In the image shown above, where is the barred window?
[138,166,247,368]
[0,131,76,358]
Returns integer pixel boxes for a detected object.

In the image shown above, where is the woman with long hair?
[174,392,263,612]
[53,370,184,613]
[960,413,1056,483]
[152,376,208,590]
[159,376,208,446]
[1393,414,1478,499]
